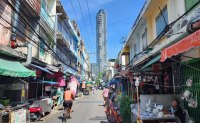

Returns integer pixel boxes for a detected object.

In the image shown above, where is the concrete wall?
[0,0,12,46]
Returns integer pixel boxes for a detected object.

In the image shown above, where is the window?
[142,28,148,50]
[99,33,102,37]
[39,40,45,57]
[185,0,199,11]
[156,6,168,36]
[134,44,137,56]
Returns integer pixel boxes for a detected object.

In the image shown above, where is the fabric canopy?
[161,30,200,62]
[70,76,80,86]
[30,64,53,75]
[141,55,161,70]
[0,59,36,77]
[55,77,66,87]
[31,80,58,84]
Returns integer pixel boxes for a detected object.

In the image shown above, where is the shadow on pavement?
[100,121,109,123]
[98,104,104,106]
[89,116,107,121]
[58,116,63,120]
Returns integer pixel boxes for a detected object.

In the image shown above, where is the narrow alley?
[34,90,108,123]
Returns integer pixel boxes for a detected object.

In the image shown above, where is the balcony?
[22,0,41,17]
[57,21,70,47]
[40,1,55,30]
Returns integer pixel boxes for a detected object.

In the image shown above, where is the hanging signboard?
[10,108,26,123]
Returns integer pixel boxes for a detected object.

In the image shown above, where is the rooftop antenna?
[120,36,127,44]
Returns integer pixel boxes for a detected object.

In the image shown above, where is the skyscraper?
[96,9,107,73]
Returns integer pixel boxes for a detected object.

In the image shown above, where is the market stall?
[131,94,182,123]
[0,58,36,123]
[45,72,67,110]
[124,55,185,123]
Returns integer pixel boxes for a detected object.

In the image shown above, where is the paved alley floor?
[34,90,108,123]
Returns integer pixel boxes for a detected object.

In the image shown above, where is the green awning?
[141,55,161,70]
[0,59,36,77]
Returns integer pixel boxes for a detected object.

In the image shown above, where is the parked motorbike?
[83,89,89,95]
[29,103,43,121]
[106,99,122,123]
[105,91,122,123]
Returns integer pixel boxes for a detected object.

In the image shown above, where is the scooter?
[106,99,122,123]
[29,103,43,121]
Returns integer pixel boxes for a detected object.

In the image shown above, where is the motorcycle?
[29,103,43,121]
[105,93,122,123]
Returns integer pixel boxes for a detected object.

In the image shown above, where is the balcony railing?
[57,21,71,43]
[25,0,41,16]
[40,1,54,30]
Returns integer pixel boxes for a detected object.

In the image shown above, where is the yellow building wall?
[145,0,169,44]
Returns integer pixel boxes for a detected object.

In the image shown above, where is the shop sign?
[10,108,26,123]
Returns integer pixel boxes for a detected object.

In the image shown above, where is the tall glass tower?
[96,9,107,73]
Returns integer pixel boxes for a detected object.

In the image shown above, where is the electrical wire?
[128,1,200,66]
[67,0,95,72]
[85,0,95,41]
[11,0,80,66]
[77,0,94,51]
[1,0,79,71]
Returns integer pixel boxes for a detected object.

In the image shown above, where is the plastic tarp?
[0,59,36,77]
[109,78,120,85]
[68,76,80,97]
[70,76,80,86]
[161,29,200,62]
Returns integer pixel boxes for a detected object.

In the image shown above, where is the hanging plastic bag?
[188,95,198,108]
[182,90,193,101]
[186,77,193,87]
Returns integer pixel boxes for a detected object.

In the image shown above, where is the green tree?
[95,72,103,85]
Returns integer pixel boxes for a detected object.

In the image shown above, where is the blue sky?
[61,0,146,63]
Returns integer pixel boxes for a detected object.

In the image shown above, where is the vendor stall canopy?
[0,58,36,77]
[141,55,161,70]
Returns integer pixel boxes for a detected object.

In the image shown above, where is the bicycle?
[63,106,71,122]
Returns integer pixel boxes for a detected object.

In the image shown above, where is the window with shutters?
[142,28,148,50]
[156,6,168,36]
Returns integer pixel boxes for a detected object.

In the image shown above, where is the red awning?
[160,29,200,62]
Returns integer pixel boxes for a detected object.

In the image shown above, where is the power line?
[2,0,79,70]
[68,0,94,62]
[77,0,94,51]
[85,0,95,40]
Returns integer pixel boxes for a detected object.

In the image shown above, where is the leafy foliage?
[117,95,133,123]
[95,72,103,84]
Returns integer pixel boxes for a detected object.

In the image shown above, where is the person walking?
[102,87,109,106]
[92,87,95,95]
